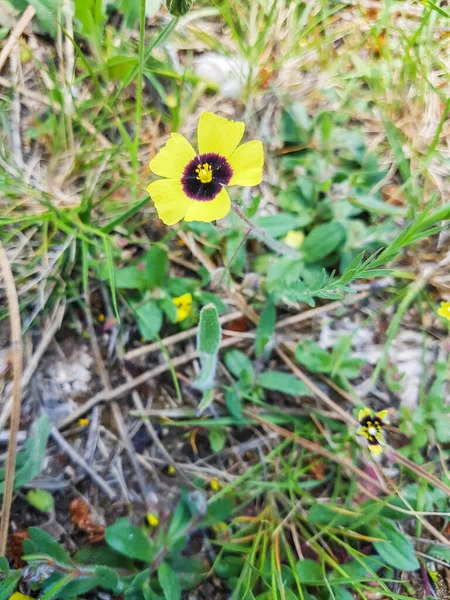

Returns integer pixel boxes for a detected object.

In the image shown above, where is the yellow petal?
[173,293,193,322]
[10,595,34,600]
[228,140,264,186]
[375,410,389,423]
[358,407,371,422]
[437,301,450,321]
[198,112,245,158]
[147,179,193,226]
[369,443,384,456]
[184,187,231,223]
[149,133,196,179]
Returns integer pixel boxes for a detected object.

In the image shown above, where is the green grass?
[0,0,449,599]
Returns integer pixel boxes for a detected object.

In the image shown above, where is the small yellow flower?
[209,477,221,492]
[97,313,105,323]
[173,293,192,322]
[147,112,264,225]
[146,512,160,527]
[167,465,176,476]
[77,418,90,427]
[284,230,304,250]
[10,594,34,600]
[437,301,450,322]
[357,407,390,455]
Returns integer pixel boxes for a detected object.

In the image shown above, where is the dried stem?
[0,243,23,555]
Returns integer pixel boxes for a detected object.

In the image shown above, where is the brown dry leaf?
[69,498,105,544]
[10,529,29,568]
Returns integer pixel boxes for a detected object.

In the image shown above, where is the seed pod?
[166,0,193,16]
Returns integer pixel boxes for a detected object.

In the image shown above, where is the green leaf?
[95,565,121,592]
[294,340,332,373]
[225,387,243,420]
[0,557,9,574]
[28,0,58,36]
[28,527,72,566]
[135,300,163,341]
[197,303,221,355]
[145,246,169,288]
[257,371,311,397]
[204,497,234,524]
[0,414,51,493]
[224,349,254,381]
[106,519,155,562]
[75,545,134,569]
[255,298,276,357]
[158,561,181,600]
[209,428,226,453]
[302,222,346,263]
[370,519,419,571]
[0,571,21,600]
[295,559,323,583]
[74,0,104,55]
[114,266,149,290]
[61,577,98,597]
[307,503,355,527]
[350,194,406,217]
[428,545,450,562]
[27,489,54,513]
[254,213,311,237]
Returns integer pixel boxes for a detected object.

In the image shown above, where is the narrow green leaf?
[158,561,181,600]
[103,237,119,321]
[257,371,311,397]
[255,298,276,357]
[197,303,221,355]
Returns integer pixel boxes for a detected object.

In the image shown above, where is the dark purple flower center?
[181,152,233,201]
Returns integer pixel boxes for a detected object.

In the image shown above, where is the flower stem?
[231,204,301,259]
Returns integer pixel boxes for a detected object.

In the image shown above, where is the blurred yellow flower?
[357,407,389,455]
[437,301,450,321]
[10,594,34,600]
[210,477,221,492]
[147,112,264,225]
[77,418,90,427]
[146,512,160,527]
[173,293,192,322]
[284,230,305,249]
[167,465,176,476]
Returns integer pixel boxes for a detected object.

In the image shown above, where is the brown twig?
[0,6,35,72]
[0,304,65,432]
[57,337,240,429]
[0,243,23,555]
[84,305,148,504]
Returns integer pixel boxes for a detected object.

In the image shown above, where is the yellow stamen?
[196,163,213,184]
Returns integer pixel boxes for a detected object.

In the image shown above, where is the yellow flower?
[173,293,192,322]
[167,465,176,476]
[146,512,160,527]
[357,407,390,455]
[77,418,90,427]
[284,230,305,250]
[209,477,221,492]
[147,112,264,225]
[437,301,450,321]
[10,595,34,600]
